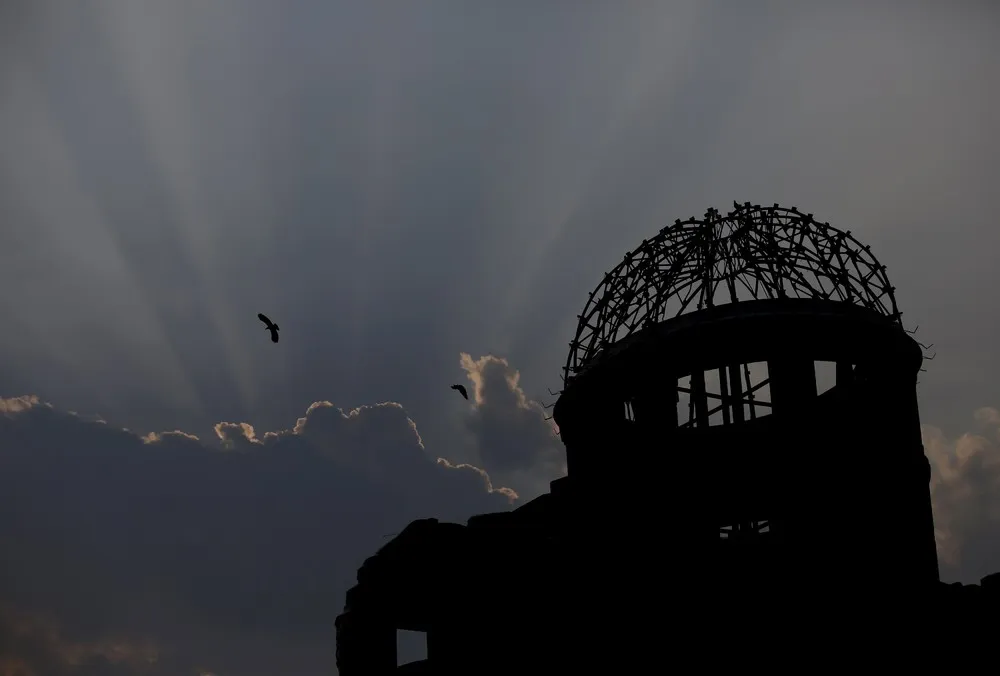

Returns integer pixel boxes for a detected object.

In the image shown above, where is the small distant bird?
[257,313,280,343]
[451,384,468,400]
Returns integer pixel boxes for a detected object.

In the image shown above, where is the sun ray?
[94,1,264,413]
[0,66,203,414]
[342,12,415,392]
[490,3,707,336]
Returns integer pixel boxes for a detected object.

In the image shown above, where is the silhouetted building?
[335,204,998,674]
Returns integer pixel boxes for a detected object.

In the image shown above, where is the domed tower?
[553,202,939,588]
[335,203,959,676]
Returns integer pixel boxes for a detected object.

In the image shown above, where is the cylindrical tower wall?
[554,298,938,586]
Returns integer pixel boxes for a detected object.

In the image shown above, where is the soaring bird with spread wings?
[451,384,468,400]
[257,313,280,343]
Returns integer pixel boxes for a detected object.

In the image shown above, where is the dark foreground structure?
[336,204,999,673]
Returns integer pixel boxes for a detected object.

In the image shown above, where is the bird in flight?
[451,384,468,400]
[257,313,280,343]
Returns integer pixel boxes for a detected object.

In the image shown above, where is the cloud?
[141,430,199,445]
[436,458,518,503]
[0,605,162,676]
[0,395,46,416]
[456,353,566,498]
[5,380,1000,673]
[0,393,523,675]
[924,407,1000,584]
[212,421,264,451]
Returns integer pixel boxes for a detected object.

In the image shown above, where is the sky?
[0,1,998,673]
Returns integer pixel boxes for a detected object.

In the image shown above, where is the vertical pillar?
[897,380,941,584]
[631,381,679,430]
[555,388,621,480]
[836,361,854,390]
[691,369,709,428]
[860,347,939,585]
[427,627,441,664]
[665,382,679,429]
[766,357,818,557]
[728,363,745,424]
[718,367,732,425]
[335,611,397,676]
[767,358,817,415]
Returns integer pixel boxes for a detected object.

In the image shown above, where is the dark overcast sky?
[1,1,999,674]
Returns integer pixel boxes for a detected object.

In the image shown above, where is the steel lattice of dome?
[564,202,901,384]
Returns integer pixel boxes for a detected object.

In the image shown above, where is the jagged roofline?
[563,203,900,384]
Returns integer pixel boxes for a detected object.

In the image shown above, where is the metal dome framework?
[564,202,902,383]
